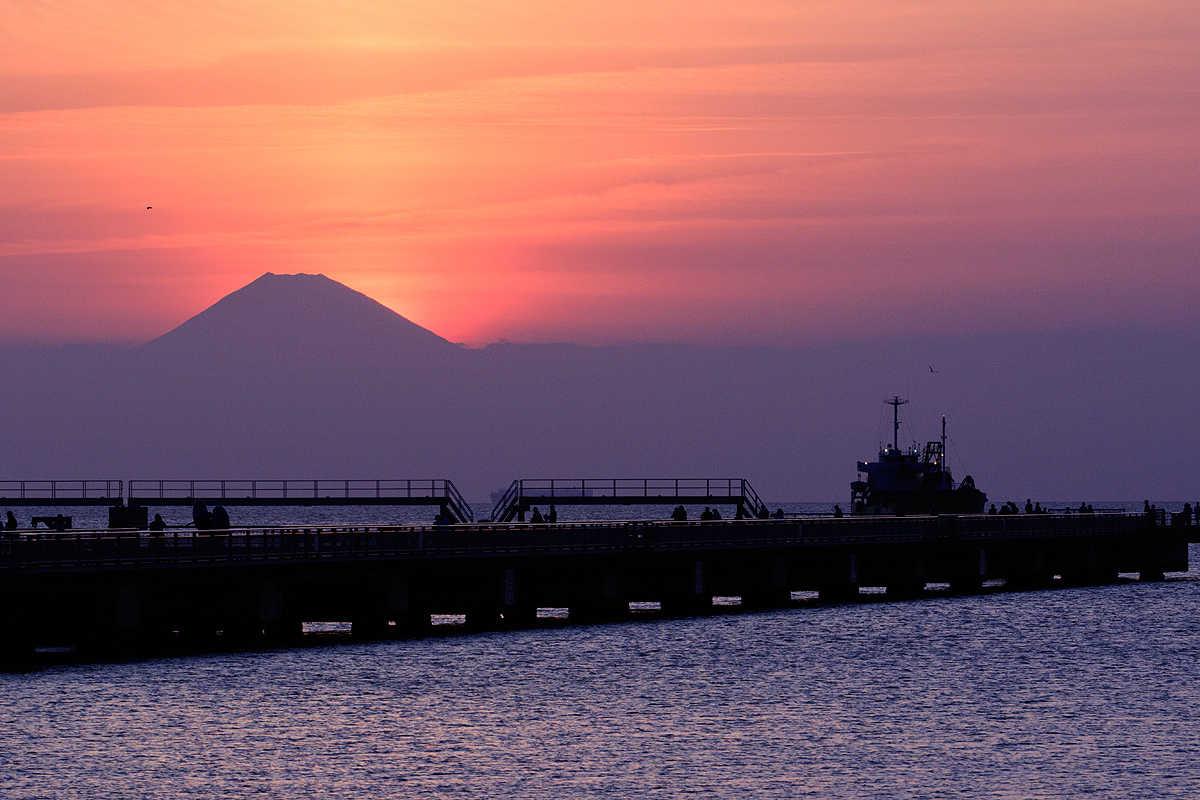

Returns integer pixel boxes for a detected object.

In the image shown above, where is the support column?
[886,555,927,598]
[660,559,712,617]
[818,553,860,602]
[742,557,792,608]
[569,570,630,623]
[949,548,985,593]
[387,574,432,637]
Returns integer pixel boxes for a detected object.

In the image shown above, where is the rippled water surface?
[3,544,1199,799]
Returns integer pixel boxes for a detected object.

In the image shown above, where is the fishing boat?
[850,397,987,515]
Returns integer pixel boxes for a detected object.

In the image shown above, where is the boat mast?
[941,415,948,485]
[887,396,908,451]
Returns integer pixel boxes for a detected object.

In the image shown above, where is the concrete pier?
[0,511,1189,657]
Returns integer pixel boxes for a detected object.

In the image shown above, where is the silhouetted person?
[53,514,67,532]
[1184,503,1192,524]
[1025,499,1033,514]
[772,508,785,519]
[711,507,722,520]
[833,505,843,518]
[149,513,166,532]
[548,505,557,524]
[672,505,687,521]
[4,511,16,530]
[530,507,544,524]
[193,499,213,530]
[988,504,997,515]
[700,507,713,521]
[1034,502,1043,514]
[1144,500,1152,516]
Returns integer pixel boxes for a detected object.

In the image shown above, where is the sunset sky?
[2,0,1198,345]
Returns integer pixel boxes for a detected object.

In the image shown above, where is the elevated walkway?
[1,479,474,523]
[127,479,474,522]
[0,481,123,506]
[491,478,769,522]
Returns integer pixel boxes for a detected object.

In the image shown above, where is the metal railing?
[0,480,123,505]
[124,479,474,522]
[0,510,1155,573]
[491,478,769,522]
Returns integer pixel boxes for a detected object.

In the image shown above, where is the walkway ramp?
[491,478,769,522]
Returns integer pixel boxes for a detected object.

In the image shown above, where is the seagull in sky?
[146,206,152,210]
[929,365,938,373]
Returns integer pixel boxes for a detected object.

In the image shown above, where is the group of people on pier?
[528,505,557,524]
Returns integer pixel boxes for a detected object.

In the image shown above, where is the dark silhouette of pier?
[0,507,1189,657]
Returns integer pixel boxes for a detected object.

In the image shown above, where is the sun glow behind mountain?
[2,1,1198,345]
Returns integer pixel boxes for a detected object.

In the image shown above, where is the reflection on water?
[3,546,1198,799]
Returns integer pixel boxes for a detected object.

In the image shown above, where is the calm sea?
[2,504,1198,798]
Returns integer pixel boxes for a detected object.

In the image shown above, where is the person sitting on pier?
[772,508,785,519]
[548,505,558,524]
[149,513,167,532]
[711,507,722,520]
[530,506,544,524]
[833,505,843,518]
[671,505,687,521]
[700,507,713,521]
[1033,502,1043,514]
[4,511,16,530]
[988,504,997,515]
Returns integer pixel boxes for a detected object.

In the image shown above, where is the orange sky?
[2,0,1198,344]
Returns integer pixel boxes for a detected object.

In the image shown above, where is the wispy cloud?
[1,0,1198,344]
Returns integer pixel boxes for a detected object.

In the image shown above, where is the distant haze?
[0,273,1195,504]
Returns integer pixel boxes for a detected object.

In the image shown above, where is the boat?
[850,397,987,515]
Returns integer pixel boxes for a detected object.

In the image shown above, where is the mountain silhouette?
[146,272,460,364]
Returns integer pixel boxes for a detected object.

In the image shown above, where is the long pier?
[0,510,1190,656]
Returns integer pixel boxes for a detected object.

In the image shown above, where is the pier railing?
[125,479,474,522]
[491,478,770,522]
[0,480,123,506]
[1,511,1150,573]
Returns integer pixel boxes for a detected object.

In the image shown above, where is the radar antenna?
[886,396,909,451]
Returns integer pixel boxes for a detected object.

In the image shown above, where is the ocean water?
[2,539,1198,799]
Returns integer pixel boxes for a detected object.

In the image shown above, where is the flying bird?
[146,206,152,210]
[929,365,938,373]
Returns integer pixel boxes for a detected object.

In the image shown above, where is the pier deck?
[0,511,1188,655]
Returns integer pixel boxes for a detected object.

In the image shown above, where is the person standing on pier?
[4,511,16,530]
